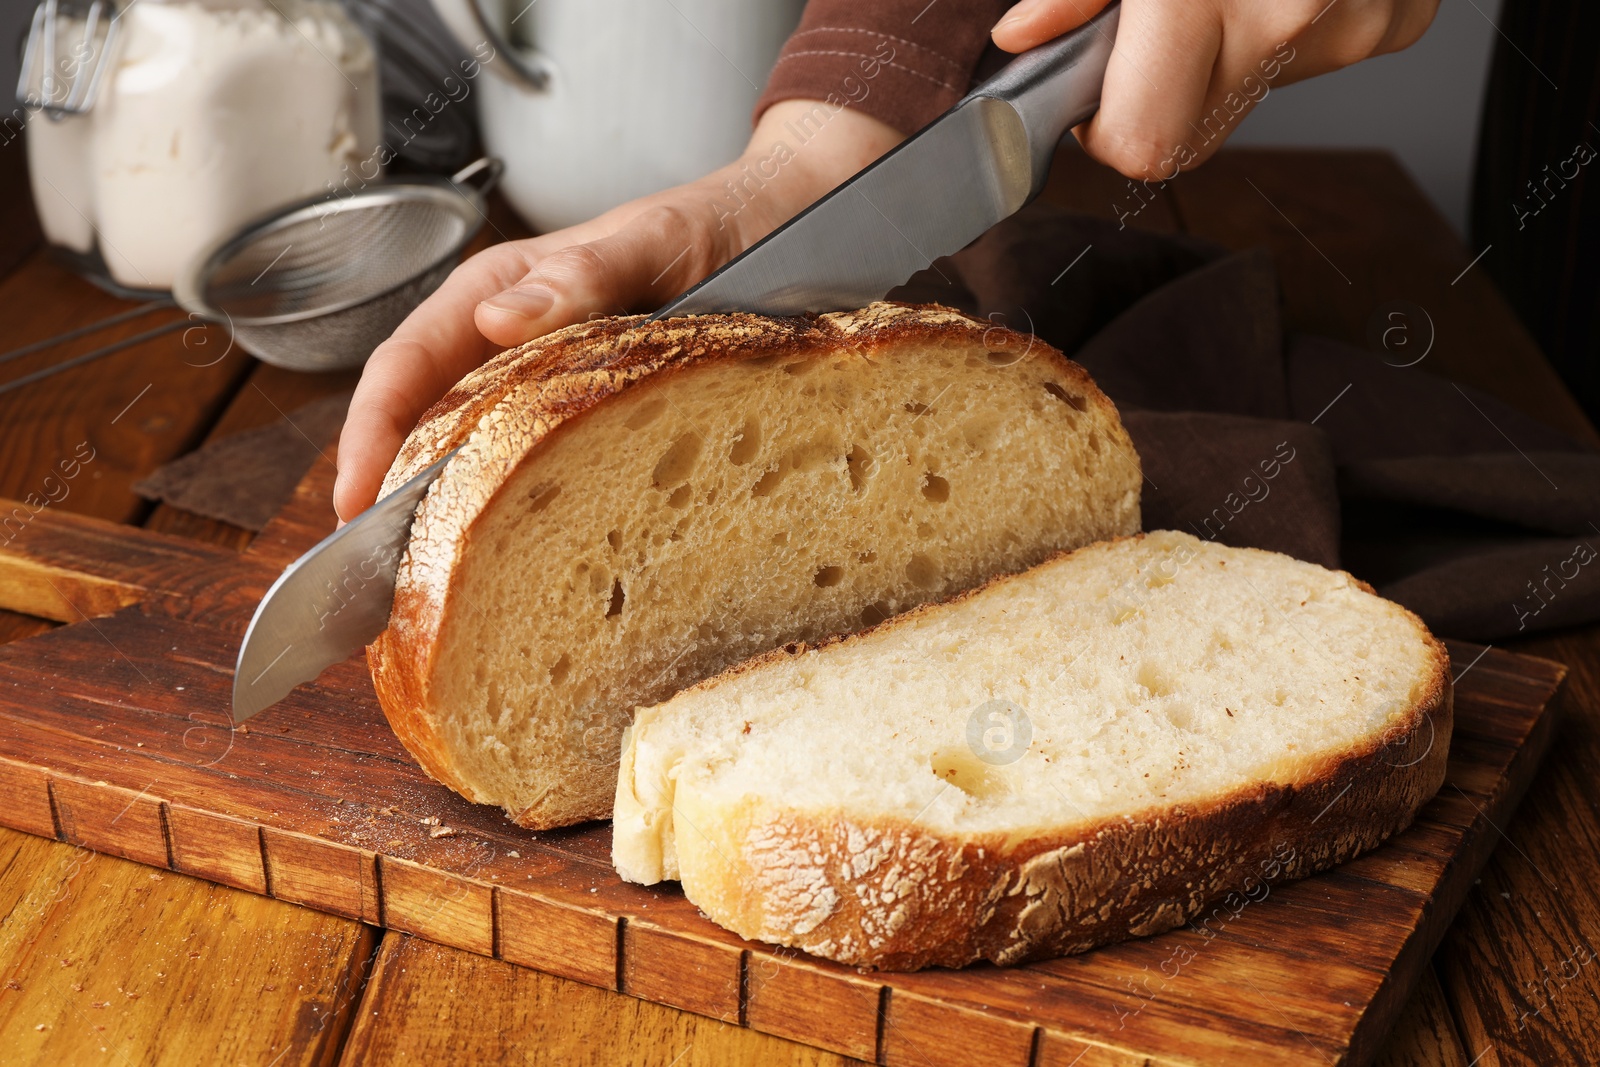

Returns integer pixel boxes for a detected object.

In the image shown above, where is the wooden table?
[0,144,1595,1067]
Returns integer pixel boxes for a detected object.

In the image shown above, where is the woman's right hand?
[333,101,903,522]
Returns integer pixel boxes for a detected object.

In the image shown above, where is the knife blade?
[231,451,454,722]
[230,4,1120,722]
[656,1,1119,319]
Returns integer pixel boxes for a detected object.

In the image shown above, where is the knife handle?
[969,0,1122,195]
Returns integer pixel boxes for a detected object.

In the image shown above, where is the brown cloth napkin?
[890,201,1600,642]
[133,392,351,531]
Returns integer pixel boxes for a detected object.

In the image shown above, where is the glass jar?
[26,0,381,291]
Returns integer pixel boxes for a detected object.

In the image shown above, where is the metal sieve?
[173,158,502,372]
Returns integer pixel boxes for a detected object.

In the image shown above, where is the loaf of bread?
[613,531,1452,970]
[369,303,1142,829]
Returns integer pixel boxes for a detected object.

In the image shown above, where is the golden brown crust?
[656,538,1453,970]
[367,302,1132,827]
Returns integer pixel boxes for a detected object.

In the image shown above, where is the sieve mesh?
[201,195,473,320]
[176,161,498,372]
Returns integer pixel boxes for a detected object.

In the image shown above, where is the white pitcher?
[430,0,803,232]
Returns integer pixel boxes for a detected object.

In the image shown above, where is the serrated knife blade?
[232,451,454,722]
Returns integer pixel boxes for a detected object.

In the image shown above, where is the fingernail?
[991,0,1041,31]
[481,285,555,319]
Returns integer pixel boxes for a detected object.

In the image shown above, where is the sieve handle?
[449,157,503,202]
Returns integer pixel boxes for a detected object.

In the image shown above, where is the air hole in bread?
[606,579,626,618]
[858,550,877,563]
[789,438,840,473]
[653,433,702,487]
[1161,700,1195,731]
[814,566,844,588]
[549,654,571,685]
[845,445,874,491]
[1137,663,1174,699]
[1043,381,1088,411]
[729,419,762,465]
[528,483,561,512]
[783,358,818,376]
[772,531,788,546]
[667,485,693,509]
[930,746,1010,799]
[751,466,785,498]
[904,401,931,416]
[861,600,892,627]
[922,474,950,503]
[1087,431,1104,454]
[606,529,622,551]
[986,347,1024,366]
[906,553,939,589]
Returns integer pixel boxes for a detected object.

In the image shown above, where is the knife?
[230,3,1120,722]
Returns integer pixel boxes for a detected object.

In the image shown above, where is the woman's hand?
[991,0,1439,177]
[333,101,902,521]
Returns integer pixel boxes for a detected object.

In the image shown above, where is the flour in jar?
[28,0,379,289]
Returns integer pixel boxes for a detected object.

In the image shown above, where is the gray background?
[2,0,1500,235]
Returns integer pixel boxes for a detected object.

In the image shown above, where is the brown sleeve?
[754,0,1014,135]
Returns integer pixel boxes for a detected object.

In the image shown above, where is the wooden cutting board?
[0,459,1565,1067]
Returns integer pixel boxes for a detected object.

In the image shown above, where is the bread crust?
[368,302,1137,826]
[631,535,1454,970]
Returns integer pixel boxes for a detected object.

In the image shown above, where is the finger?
[332,244,530,520]
[1174,30,1295,169]
[475,203,732,344]
[1075,0,1222,178]
[1267,0,1440,87]
[991,0,1117,52]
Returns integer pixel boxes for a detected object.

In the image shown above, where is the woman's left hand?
[991,0,1440,178]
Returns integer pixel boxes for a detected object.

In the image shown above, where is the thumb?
[992,0,1116,53]
[475,205,728,345]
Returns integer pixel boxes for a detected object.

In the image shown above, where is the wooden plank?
[745,950,885,1062]
[0,499,263,623]
[337,933,865,1067]
[1168,149,1598,447]
[498,889,620,991]
[378,856,495,957]
[0,825,377,1067]
[1433,625,1600,1067]
[1373,965,1471,1067]
[880,992,1038,1067]
[264,830,382,926]
[622,920,745,1023]
[0,610,54,648]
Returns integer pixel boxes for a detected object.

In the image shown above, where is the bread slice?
[369,302,1141,829]
[613,530,1452,970]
